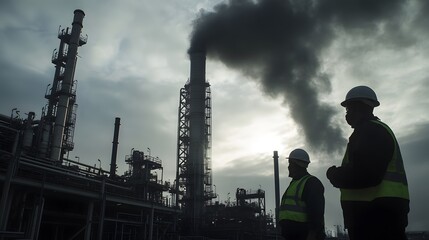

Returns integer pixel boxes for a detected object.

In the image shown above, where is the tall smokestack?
[187,51,207,235]
[273,150,280,227]
[50,9,85,161]
[110,117,120,178]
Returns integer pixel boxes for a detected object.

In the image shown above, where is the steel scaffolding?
[175,81,215,233]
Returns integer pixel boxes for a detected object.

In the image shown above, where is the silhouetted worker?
[327,86,410,240]
[279,148,325,240]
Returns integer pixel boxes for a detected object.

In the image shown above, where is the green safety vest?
[279,175,313,222]
[340,120,410,202]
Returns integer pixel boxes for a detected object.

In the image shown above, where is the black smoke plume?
[189,0,411,153]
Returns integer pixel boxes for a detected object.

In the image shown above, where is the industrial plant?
[2,9,428,240]
[0,9,276,240]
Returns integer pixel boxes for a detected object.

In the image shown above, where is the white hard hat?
[341,85,380,107]
[287,148,310,165]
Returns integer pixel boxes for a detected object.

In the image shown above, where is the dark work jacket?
[327,115,409,229]
[280,175,325,240]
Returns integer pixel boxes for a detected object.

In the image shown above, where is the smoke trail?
[189,0,408,153]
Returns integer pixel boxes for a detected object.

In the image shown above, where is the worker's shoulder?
[306,175,324,187]
[304,175,325,194]
[365,118,393,130]
[357,118,393,137]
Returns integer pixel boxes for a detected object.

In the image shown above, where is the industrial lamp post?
[97,159,101,170]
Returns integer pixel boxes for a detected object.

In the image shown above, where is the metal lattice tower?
[175,81,214,230]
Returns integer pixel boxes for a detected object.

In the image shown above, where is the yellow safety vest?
[340,120,409,202]
[279,175,313,222]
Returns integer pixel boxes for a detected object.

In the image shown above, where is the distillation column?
[50,9,85,161]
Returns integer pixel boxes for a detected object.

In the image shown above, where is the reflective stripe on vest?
[340,120,410,202]
[279,175,313,222]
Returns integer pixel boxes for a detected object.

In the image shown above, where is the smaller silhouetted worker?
[326,86,410,240]
[279,148,325,240]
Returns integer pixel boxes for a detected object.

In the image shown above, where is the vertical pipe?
[0,129,20,231]
[175,110,180,208]
[148,206,154,240]
[50,9,85,161]
[273,151,280,227]
[85,201,94,240]
[110,117,120,178]
[97,177,106,240]
[30,197,45,240]
[39,119,51,156]
[23,112,35,148]
[187,51,206,235]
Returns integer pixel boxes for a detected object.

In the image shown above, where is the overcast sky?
[1,0,428,233]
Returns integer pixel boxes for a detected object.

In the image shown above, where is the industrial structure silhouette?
[1,9,428,240]
[0,9,274,240]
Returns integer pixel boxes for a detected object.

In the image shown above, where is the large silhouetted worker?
[327,86,410,240]
[279,148,325,240]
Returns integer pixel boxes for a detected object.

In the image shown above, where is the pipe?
[23,112,35,148]
[149,206,154,240]
[50,9,85,161]
[273,150,280,227]
[30,197,45,240]
[84,201,94,240]
[39,118,51,156]
[110,117,120,178]
[0,129,20,231]
[97,176,106,240]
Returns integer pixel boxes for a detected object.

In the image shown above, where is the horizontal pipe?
[0,174,181,214]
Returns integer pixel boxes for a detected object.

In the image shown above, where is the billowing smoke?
[189,0,410,153]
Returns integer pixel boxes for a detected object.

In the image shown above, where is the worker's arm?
[327,119,394,189]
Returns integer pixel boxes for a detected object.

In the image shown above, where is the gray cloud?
[401,122,429,165]
[0,59,47,116]
[413,1,429,35]
[316,0,405,30]
[399,123,429,231]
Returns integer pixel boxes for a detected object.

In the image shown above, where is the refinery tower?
[43,9,87,162]
[175,51,216,235]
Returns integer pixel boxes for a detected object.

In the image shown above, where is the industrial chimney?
[186,50,207,234]
[273,150,280,226]
[110,117,120,178]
